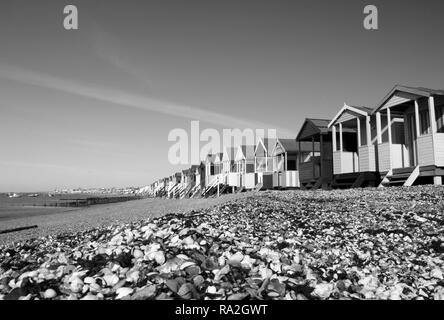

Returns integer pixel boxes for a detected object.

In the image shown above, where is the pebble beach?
[1,186,444,300]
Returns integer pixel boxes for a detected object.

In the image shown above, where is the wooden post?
[320,133,324,180]
[414,100,421,137]
[429,96,437,134]
[284,152,288,171]
[387,108,392,145]
[366,115,371,146]
[312,136,315,178]
[298,140,302,164]
[376,112,382,144]
[339,123,343,152]
[332,125,337,151]
[357,118,361,147]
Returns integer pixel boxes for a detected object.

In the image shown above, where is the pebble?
[116,287,133,299]
[1,186,444,300]
[43,289,57,299]
[133,249,144,259]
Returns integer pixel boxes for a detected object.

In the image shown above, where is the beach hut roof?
[255,137,277,156]
[222,147,237,162]
[297,118,355,141]
[373,85,444,113]
[272,138,316,155]
[328,103,373,128]
[205,154,216,163]
[277,138,298,153]
[214,152,224,163]
[235,145,255,161]
[296,118,331,141]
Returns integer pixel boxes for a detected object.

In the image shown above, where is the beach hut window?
[287,159,297,171]
[343,133,358,152]
[420,110,431,135]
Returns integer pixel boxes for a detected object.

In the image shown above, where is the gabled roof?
[277,138,299,153]
[235,145,255,161]
[272,138,316,155]
[222,147,237,162]
[373,85,444,113]
[205,154,216,164]
[193,162,205,172]
[296,118,332,141]
[182,167,195,176]
[328,103,372,128]
[214,152,224,163]
[255,137,277,156]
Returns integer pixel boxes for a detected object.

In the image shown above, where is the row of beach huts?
[141,85,444,198]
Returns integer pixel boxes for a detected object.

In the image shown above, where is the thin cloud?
[88,25,153,88]
[0,64,295,137]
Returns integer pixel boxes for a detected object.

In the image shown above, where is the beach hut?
[202,154,222,196]
[204,154,217,187]
[271,138,313,188]
[328,104,381,188]
[222,147,237,175]
[152,180,160,197]
[190,162,205,197]
[254,138,276,190]
[372,85,444,186]
[168,172,182,198]
[234,145,256,190]
[214,152,225,184]
[180,167,196,198]
[196,162,206,188]
[159,177,169,197]
[166,175,176,198]
[223,147,240,190]
[296,118,332,189]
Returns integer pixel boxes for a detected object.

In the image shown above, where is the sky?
[1,0,444,192]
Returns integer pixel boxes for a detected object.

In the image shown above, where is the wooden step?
[389,173,412,179]
[392,167,415,175]
[333,181,354,187]
[384,179,406,185]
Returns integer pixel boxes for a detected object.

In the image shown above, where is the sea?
[0,192,137,222]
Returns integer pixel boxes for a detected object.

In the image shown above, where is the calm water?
[0,206,79,221]
[0,193,128,222]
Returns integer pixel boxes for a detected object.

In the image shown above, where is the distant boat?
[8,193,21,198]
[27,193,39,197]
[48,193,55,197]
